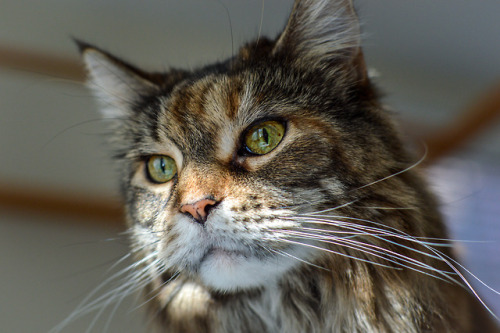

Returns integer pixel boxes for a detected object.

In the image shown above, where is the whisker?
[255,0,266,49]
[303,222,456,249]
[439,252,500,296]
[267,247,329,271]
[84,269,152,332]
[294,219,463,274]
[305,199,359,215]
[349,145,428,193]
[351,205,418,211]
[133,271,181,312]
[80,259,160,329]
[288,216,432,248]
[50,251,160,333]
[293,214,456,247]
[42,116,125,151]
[102,280,137,333]
[425,247,500,321]
[276,238,396,269]
[277,229,459,285]
[107,252,133,273]
[283,212,499,317]
[213,0,234,62]
[300,226,376,238]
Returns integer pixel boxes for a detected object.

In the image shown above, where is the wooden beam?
[0,45,85,81]
[0,183,125,229]
[423,81,500,163]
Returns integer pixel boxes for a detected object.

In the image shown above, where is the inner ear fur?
[273,0,363,72]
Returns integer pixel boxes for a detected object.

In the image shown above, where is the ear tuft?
[76,41,158,119]
[274,0,361,66]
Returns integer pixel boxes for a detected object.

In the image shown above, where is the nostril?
[180,198,219,225]
[204,201,216,216]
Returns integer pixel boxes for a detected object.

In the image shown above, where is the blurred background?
[1,0,499,332]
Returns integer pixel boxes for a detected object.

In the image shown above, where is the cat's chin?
[197,248,296,291]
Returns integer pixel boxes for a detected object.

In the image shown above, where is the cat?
[76,0,499,331]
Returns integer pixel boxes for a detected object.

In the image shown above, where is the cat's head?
[80,0,414,292]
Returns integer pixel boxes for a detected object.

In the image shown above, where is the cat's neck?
[154,267,441,333]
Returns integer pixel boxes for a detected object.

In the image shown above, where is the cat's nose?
[180,198,219,225]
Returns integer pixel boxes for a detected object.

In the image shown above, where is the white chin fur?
[198,250,296,291]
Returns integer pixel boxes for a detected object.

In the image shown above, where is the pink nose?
[180,198,218,224]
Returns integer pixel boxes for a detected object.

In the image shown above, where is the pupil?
[261,128,269,145]
[160,158,166,173]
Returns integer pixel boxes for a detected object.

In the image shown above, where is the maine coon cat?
[75,0,499,331]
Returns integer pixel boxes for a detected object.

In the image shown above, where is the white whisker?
[425,246,500,321]
[276,237,396,269]
[133,271,181,312]
[352,205,418,211]
[295,215,440,248]
[288,217,439,255]
[281,229,460,283]
[267,247,329,271]
[351,146,428,193]
[280,209,499,319]
[50,249,161,333]
[305,199,359,215]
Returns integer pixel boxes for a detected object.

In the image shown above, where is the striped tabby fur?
[79,0,499,331]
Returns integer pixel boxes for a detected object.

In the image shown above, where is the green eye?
[244,120,285,155]
[146,155,177,183]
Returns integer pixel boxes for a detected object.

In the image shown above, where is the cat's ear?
[274,0,362,71]
[76,40,159,118]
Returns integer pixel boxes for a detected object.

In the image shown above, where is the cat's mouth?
[193,241,301,291]
[196,246,266,290]
[200,246,250,263]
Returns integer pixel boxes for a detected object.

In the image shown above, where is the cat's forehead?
[156,71,278,160]
[167,74,245,124]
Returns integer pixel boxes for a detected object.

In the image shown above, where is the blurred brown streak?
[0,45,499,226]
[0,45,85,81]
[0,183,125,229]
[424,81,500,163]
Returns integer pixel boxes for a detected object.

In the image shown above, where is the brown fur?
[79,0,499,332]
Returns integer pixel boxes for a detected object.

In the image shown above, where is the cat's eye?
[146,155,177,183]
[244,120,285,155]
